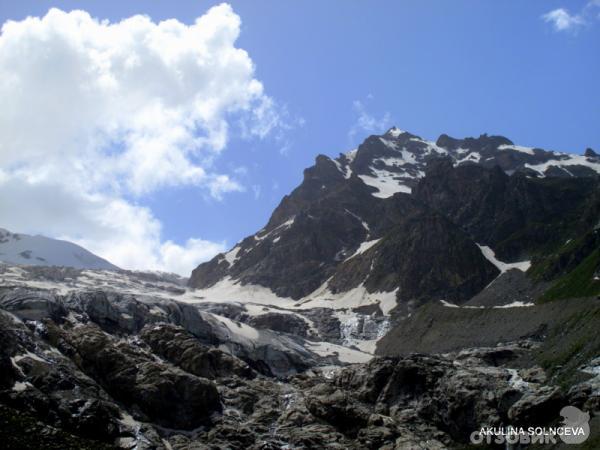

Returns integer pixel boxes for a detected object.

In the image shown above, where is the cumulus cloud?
[348,98,392,142]
[542,8,585,32]
[0,4,282,274]
[158,238,226,278]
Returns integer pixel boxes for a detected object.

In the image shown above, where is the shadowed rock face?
[140,323,256,380]
[44,321,222,430]
[246,312,310,337]
[189,158,384,298]
[329,210,499,310]
[414,157,599,261]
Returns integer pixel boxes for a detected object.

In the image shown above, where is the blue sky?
[0,1,598,274]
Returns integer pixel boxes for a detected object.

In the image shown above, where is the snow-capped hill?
[0,228,119,270]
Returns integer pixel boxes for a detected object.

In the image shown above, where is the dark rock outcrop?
[45,321,222,430]
[329,209,499,310]
[247,312,310,337]
[140,323,255,380]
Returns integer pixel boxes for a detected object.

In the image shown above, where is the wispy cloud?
[542,1,600,33]
[348,98,392,143]
[542,8,584,32]
[251,184,261,200]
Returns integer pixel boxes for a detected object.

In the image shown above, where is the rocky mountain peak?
[190,127,600,307]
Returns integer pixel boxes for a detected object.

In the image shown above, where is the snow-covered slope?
[0,228,118,270]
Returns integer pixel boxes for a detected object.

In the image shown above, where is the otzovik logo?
[470,406,591,445]
[559,406,590,445]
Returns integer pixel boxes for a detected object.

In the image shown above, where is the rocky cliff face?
[414,158,599,261]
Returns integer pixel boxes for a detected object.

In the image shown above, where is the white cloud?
[0,4,275,194]
[0,173,227,274]
[0,4,283,275]
[159,238,226,278]
[542,8,585,32]
[542,1,600,33]
[348,99,392,142]
[251,184,261,199]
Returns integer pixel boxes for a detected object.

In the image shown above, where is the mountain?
[189,128,600,314]
[0,228,119,270]
[1,128,599,449]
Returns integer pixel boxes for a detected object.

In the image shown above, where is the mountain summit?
[0,228,119,270]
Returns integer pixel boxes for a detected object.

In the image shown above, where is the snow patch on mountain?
[254,217,295,241]
[477,244,531,273]
[11,381,32,392]
[409,137,448,155]
[379,137,400,150]
[345,148,358,162]
[218,315,260,340]
[498,144,535,155]
[344,209,370,233]
[455,152,481,165]
[185,276,296,307]
[358,172,412,197]
[439,300,484,309]
[222,246,241,267]
[186,275,399,317]
[300,282,399,315]
[439,299,534,309]
[377,156,410,167]
[305,341,372,364]
[346,239,381,260]
[524,154,600,177]
[385,127,406,138]
[493,301,535,308]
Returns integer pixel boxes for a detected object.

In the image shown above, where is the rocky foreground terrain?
[1,128,600,449]
[2,268,598,449]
